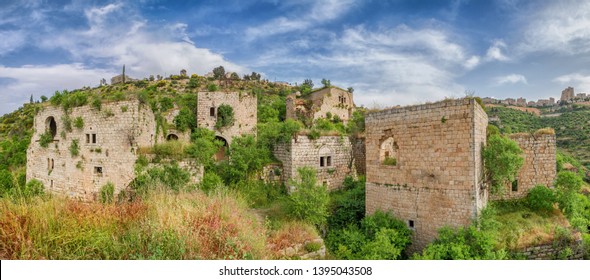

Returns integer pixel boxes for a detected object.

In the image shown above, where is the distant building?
[561,87,574,101]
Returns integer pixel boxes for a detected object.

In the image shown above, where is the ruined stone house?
[26,90,257,200]
[286,87,355,125]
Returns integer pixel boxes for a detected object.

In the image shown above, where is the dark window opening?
[326,156,332,166]
[409,220,415,229]
[319,156,332,167]
[86,134,90,144]
[511,180,518,192]
[323,181,328,187]
[166,134,179,141]
[46,117,57,139]
[94,166,103,176]
[50,180,54,188]
[92,134,97,144]
[210,107,216,117]
[320,157,325,167]
[51,159,54,170]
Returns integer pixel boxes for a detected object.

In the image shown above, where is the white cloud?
[519,0,590,54]
[0,64,114,115]
[485,40,509,61]
[494,74,528,85]
[554,73,590,90]
[245,0,357,39]
[0,30,27,56]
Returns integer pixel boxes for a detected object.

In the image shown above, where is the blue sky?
[2,0,590,115]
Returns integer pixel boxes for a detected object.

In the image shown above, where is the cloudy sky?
[2,0,590,115]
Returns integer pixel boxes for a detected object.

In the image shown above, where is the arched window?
[380,136,398,166]
[166,134,179,141]
[319,146,332,167]
[46,116,57,138]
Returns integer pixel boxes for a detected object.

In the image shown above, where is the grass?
[490,200,570,250]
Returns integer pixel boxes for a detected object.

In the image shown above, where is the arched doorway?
[214,136,229,161]
[46,116,57,139]
[166,133,179,141]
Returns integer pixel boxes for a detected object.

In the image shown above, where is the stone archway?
[214,136,229,161]
[166,133,179,141]
[46,116,57,139]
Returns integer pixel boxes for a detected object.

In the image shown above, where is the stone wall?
[352,136,366,175]
[196,91,257,145]
[517,238,584,260]
[27,100,157,200]
[274,135,356,191]
[364,98,488,252]
[492,133,556,200]
[286,87,354,124]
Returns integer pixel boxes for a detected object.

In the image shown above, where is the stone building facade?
[561,86,575,102]
[364,99,488,251]
[274,135,356,191]
[196,91,257,145]
[27,100,158,200]
[492,132,556,200]
[286,87,355,125]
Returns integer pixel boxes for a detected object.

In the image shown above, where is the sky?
[2,0,590,115]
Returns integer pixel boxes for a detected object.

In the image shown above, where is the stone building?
[196,91,257,147]
[561,86,574,101]
[27,100,159,200]
[492,132,556,200]
[274,134,356,191]
[286,87,355,125]
[364,98,488,251]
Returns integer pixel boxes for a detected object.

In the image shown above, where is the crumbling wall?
[275,135,355,191]
[365,98,488,252]
[26,100,156,200]
[492,133,556,200]
[196,91,257,144]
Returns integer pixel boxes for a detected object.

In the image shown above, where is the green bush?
[304,241,322,253]
[287,167,330,227]
[215,104,235,129]
[328,176,365,229]
[207,84,218,91]
[382,157,397,166]
[482,134,524,195]
[39,131,53,148]
[174,107,196,132]
[526,185,556,213]
[0,169,16,196]
[555,171,584,217]
[100,182,115,204]
[186,128,223,168]
[62,115,72,132]
[199,171,225,194]
[74,117,84,129]
[233,179,284,208]
[217,135,269,184]
[69,139,80,157]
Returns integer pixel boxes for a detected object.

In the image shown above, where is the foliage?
[555,171,584,218]
[215,104,235,129]
[0,169,16,196]
[382,157,397,166]
[346,109,365,134]
[199,171,225,194]
[185,128,223,168]
[207,83,218,91]
[212,66,226,79]
[69,139,80,157]
[131,163,191,195]
[151,141,186,161]
[39,131,53,148]
[326,211,412,260]
[526,185,556,213]
[327,176,366,230]
[414,225,507,260]
[232,179,285,208]
[286,167,330,227]
[62,115,72,132]
[482,134,524,195]
[100,182,115,204]
[487,124,500,138]
[173,107,196,132]
[321,78,331,88]
[73,117,84,129]
[218,135,270,184]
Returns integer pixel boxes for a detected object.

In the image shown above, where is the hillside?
[487,105,590,169]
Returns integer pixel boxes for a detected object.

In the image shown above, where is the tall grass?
[0,189,269,259]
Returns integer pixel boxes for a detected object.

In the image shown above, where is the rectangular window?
[409,220,415,229]
[210,107,215,117]
[320,157,325,167]
[94,166,103,176]
[86,134,90,144]
[326,156,332,166]
[511,180,518,192]
[92,134,97,144]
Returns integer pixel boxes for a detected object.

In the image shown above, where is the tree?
[230,72,240,80]
[347,87,354,93]
[303,79,314,89]
[212,66,226,80]
[482,134,524,195]
[215,104,235,129]
[321,78,331,88]
[287,167,330,227]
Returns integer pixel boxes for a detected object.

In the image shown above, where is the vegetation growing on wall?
[483,134,524,195]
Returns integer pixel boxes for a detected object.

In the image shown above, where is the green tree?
[212,66,226,80]
[287,167,330,227]
[482,134,524,195]
[555,171,584,217]
[215,104,235,129]
[217,135,269,184]
[321,78,331,88]
[185,128,223,168]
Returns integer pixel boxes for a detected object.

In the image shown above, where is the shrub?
[186,128,223,168]
[39,131,53,148]
[0,169,16,196]
[69,139,80,157]
[215,104,235,129]
[199,172,225,194]
[92,97,102,111]
[18,179,44,198]
[555,171,584,217]
[328,176,365,229]
[413,226,507,260]
[174,107,196,132]
[304,241,322,253]
[287,167,330,227]
[74,117,84,129]
[482,134,524,195]
[207,83,218,91]
[526,185,556,213]
[382,157,397,166]
[100,182,115,204]
[62,115,72,132]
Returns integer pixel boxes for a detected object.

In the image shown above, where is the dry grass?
[534,127,556,136]
[266,221,319,258]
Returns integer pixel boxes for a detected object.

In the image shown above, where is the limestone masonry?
[364,99,489,251]
[286,87,355,124]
